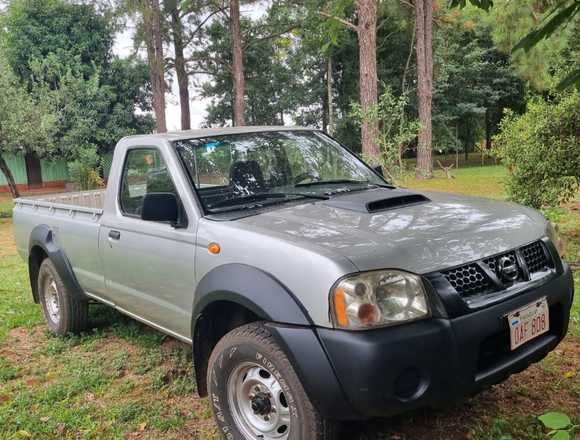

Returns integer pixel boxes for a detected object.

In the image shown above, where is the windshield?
[175,130,387,214]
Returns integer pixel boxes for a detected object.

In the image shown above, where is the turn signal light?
[208,242,221,255]
[333,288,349,327]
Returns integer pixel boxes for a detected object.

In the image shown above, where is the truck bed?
[17,189,106,211]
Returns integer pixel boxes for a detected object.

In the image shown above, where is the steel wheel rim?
[227,361,291,440]
[43,276,60,324]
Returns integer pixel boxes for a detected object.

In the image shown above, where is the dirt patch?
[0,328,42,363]
[160,337,190,353]
[0,219,16,257]
[168,396,217,440]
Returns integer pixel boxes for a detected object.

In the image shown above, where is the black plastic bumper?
[268,264,574,421]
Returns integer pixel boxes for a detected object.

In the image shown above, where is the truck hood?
[236,188,547,274]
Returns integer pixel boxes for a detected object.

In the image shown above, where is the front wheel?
[207,322,337,440]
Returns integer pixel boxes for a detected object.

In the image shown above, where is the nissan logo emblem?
[498,256,519,282]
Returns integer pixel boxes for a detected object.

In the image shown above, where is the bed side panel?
[13,202,106,298]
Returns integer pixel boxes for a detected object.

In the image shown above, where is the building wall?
[0,154,28,185]
[0,154,69,192]
[40,157,70,182]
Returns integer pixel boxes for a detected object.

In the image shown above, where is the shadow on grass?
[88,303,169,349]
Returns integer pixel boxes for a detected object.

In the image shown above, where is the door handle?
[108,230,121,240]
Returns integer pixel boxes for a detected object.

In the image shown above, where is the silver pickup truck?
[13,127,574,440]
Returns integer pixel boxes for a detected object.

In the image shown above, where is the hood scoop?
[322,188,430,214]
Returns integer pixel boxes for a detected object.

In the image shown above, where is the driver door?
[100,147,195,340]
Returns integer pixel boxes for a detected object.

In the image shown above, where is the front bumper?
[269,263,574,421]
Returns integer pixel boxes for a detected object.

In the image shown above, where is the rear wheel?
[38,258,88,335]
[207,322,337,440]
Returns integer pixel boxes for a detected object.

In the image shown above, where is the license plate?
[507,298,549,351]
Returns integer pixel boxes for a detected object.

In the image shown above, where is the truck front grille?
[440,240,553,298]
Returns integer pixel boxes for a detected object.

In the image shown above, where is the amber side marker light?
[333,288,349,327]
[208,242,221,254]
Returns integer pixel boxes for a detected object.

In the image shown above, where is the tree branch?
[189,54,232,73]
[244,25,298,49]
[189,6,228,39]
[187,69,216,76]
[319,11,358,32]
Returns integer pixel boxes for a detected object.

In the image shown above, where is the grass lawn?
[0,168,578,440]
[0,199,13,219]
[403,165,508,199]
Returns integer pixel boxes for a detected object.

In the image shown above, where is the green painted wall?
[0,154,69,185]
[41,158,70,182]
[0,154,27,185]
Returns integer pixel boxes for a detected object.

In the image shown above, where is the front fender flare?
[193,263,312,327]
[191,263,314,396]
[28,224,86,303]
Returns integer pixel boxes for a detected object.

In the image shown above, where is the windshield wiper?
[206,192,328,212]
[295,179,395,193]
[295,179,371,187]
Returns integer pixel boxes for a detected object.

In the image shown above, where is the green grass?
[0,311,204,439]
[0,255,43,343]
[0,165,578,440]
[403,165,508,199]
[0,199,13,219]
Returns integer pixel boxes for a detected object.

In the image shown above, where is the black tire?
[207,322,338,440]
[37,258,88,335]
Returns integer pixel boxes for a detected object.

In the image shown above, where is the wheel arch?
[191,263,312,396]
[28,225,86,304]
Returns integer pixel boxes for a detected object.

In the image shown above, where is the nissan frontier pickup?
[13,127,574,440]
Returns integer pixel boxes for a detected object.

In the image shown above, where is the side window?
[120,148,177,217]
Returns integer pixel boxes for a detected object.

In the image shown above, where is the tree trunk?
[322,91,328,133]
[168,0,191,130]
[401,24,415,93]
[0,154,20,199]
[464,119,469,161]
[356,0,379,158]
[414,0,433,179]
[143,0,167,133]
[327,56,334,135]
[485,108,492,150]
[230,0,246,126]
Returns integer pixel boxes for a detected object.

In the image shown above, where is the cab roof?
[121,126,318,142]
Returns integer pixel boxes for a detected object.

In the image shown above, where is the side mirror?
[141,192,180,226]
[373,165,383,176]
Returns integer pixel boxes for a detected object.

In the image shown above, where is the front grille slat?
[443,264,492,296]
[521,241,550,273]
[440,240,552,298]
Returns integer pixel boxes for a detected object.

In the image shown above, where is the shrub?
[351,86,420,182]
[68,147,104,190]
[493,92,579,208]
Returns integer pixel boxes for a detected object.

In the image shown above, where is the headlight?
[546,221,566,257]
[331,270,430,330]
